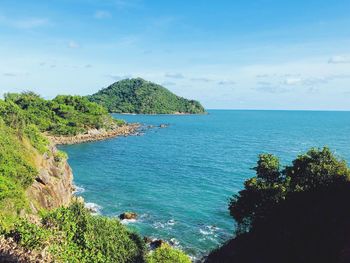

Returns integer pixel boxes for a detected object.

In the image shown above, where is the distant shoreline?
[116,112,208,115]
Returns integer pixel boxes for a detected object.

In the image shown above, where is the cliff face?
[26,145,73,213]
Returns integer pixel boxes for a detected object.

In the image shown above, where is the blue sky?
[0,0,350,110]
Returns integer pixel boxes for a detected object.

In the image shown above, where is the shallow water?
[60,110,350,258]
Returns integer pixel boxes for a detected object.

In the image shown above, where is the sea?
[59,110,350,258]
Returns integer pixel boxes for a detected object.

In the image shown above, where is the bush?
[8,219,51,249]
[0,120,37,188]
[24,124,49,154]
[42,202,145,262]
[54,150,68,163]
[146,244,191,263]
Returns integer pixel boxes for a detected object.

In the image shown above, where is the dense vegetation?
[4,92,123,136]
[0,99,48,230]
[0,93,189,262]
[146,244,191,263]
[87,78,206,114]
[206,147,350,263]
[8,202,145,262]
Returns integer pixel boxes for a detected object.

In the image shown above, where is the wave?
[199,225,219,236]
[120,218,137,224]
[73,185,85,195]
[153,219,176,229]
[85,202,102,215]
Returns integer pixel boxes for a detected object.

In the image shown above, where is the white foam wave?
[73,185,85,195]
[153,219,176,229]
[121,218,137,224]
[199,225,219,236]
[85,202,102,215]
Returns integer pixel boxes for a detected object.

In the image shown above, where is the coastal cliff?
[26,145,73,213]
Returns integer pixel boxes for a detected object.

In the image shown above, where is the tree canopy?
[207,147,350,263]
[4,92,122,136]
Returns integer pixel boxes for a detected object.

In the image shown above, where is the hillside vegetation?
[87,78,206,114]
[4,92,123,136]
[0,93,190,262]
[206,147,350,263]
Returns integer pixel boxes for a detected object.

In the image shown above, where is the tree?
[212,147,350,263]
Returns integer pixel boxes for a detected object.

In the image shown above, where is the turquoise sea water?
[60,110,350,258]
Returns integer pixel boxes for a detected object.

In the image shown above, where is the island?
[87,78,206,114]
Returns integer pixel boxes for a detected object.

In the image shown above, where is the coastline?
[46,123,140,145]
[116,111,208,115]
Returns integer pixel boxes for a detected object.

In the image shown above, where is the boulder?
[119,212,137,220]
[150,239,165,249]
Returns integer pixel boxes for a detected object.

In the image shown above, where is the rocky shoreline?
[47,123,140,145]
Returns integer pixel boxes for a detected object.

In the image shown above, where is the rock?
[150,239,165,249]
[143,236,153,243]
[26,144,73,211]
[119,212,137,220]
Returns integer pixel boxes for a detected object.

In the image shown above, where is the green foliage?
[4,202,145,262]
[255,154,281,182]
[41,202,144,263]
[146,244,191,263]
[87,78,206,114]
[229,147,350,233]
[0,92,148,262]
[0,120,37,188]
[54,150,68,163]
[24,124,49,154]
[9,219,51,249]
[0,99,27,130]
[5,92,120,136]
[208,147,350,263]
[285,147,350,190]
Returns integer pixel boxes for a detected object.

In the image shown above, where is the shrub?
[146,244,191,263]
[8,219,51,249]
[42,202,145,262]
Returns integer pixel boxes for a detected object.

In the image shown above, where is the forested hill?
[87,78,206,114]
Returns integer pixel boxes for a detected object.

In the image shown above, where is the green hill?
[87,78,206,114]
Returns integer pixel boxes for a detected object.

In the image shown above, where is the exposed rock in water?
[119,212,137,220]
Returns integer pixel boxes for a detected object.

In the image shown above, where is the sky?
[0,0,350,110]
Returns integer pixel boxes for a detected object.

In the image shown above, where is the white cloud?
[284,77,303,85]
[68,41,80,49]
[165,73,185,79]
[106,74,132,81]
[328,56,350,64]
[218,80,236,85]
[0,16,49,29]
[161,81,176,86]
[3,73,17,77]
[190,77,213,82]
[94,10,111,19]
